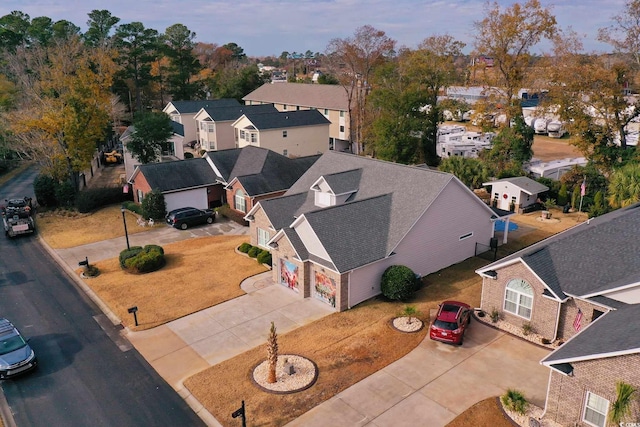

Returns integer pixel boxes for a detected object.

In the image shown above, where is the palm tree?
[266,322,278,383]
[609,381,636,424]
[608,163,640,208]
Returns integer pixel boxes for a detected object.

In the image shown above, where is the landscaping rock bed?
[252,355,318,394]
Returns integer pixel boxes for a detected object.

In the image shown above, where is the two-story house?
[163,99,240,149]
[232,109,330,158]
[193,104,277,152]
[243,83,352,153]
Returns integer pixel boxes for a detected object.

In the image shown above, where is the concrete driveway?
[286,320,550,427]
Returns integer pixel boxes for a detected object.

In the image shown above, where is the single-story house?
[203,146,320,215]
[245,151,498,311]
[129,158,221,212]
[476,203,640,427]
[483,176,548,212]
[232,109,330,158]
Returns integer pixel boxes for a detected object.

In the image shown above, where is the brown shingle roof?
[243,83,349,111]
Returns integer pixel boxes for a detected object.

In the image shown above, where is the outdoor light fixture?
[127,306,139,326]
[121,205,130,250]
[485,270,498,280]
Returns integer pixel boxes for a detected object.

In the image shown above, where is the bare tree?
[473,0,557,123]
[598,0,640,69]
[325,25,396,154]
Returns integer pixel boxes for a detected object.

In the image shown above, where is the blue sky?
[1,0,625,57]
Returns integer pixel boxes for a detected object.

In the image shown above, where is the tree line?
[1,1,640,214]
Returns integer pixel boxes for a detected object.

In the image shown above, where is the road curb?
[38,235,123,327]
[38,235,222,427]
[0,382,17,427]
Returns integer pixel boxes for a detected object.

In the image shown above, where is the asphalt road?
[0,165,204,427]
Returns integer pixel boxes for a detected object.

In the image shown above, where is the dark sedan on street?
[165,207,215,230]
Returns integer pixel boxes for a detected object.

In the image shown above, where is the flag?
[573,309,583,332]
[580,179,586,197]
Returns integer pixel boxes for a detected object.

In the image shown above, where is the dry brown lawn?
[446,397,515,427]
[78,235,268,330]
[184,257,487,427]
[38,205,152,249]
[35,199,579,427]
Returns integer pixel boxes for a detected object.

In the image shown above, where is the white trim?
[582,391,609,427]
[581,281,640,299]
[503,278,533,320]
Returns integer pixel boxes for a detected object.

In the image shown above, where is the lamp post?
[121,206,130,250]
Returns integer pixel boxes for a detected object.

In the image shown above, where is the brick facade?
[481,261,610,342]
[544,354,640,426]
[556,298,607,341]
[250,206,343,311]
[131,173,152,203]
[480,261,561,340]
[226,181,286,215]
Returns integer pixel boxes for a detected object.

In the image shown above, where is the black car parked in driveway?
[165,207,216,230]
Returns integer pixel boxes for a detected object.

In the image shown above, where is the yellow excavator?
[103,150,123,164]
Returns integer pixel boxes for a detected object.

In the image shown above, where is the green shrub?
[522,322,534,336]
[119,246,144,268]
[75,187,131,213]
[248,246,261,258]
[557,183,568,207]
[33,174,58,207]
[257,250,272,265]
[184,152,194,159]
[501,389,528,415]
[490,307,500,323]
[380,265,419,301]
[217,204,249,226]
[238,242,253,253]
[121,244,166,273]
[55,181,76,208]
[122,201,142,215]
[141,189,166,220]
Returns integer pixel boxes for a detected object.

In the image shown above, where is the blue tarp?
[495,220,518,232]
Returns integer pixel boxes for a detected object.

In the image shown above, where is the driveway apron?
[285,320,550,427]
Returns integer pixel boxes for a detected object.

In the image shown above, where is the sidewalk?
[44,222,550,427]
[43,220,336,426]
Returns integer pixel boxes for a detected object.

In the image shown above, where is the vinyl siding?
[393,180,494,278]
[349,257,397,308]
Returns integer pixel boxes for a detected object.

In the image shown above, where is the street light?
[121,205,130,250]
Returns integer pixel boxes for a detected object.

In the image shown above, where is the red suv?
[429,301,472,345]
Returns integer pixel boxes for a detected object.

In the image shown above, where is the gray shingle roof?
[481,203,640,299]
[169,99,240,114]
[240,109,330,130]
[542,302,640,363]
[259,151,470,272]
[261,192,308,230]
[243,83,349,111]
[170,121,184,137]
[484,176,549,194]
[137,158,217,192]
[202,103,277,122]
[319,169,362,195]
[205,146,320,196]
